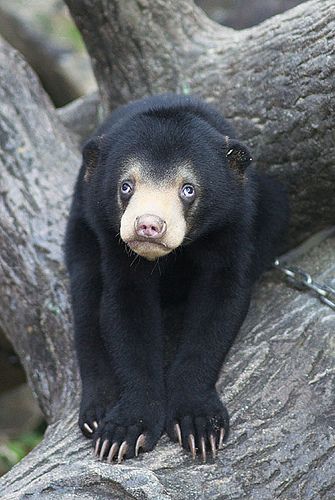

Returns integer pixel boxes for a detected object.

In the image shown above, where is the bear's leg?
[166,269,252,461]
[92,259,165,462]
[66,218,119,438]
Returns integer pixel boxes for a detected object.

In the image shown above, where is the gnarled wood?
[56,91,102,146]
[0,40,80,422]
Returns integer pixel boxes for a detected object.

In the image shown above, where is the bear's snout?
[135,214,167,240]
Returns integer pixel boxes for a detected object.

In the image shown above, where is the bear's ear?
[83,135,104,182]
[224,136,253,176]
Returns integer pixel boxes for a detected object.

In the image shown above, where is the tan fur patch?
[119,160,197,260]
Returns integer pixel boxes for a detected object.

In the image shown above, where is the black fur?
[65,94,289,460]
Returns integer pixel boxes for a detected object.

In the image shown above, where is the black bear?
[65,94,289,463]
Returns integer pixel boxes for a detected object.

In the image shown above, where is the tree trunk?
[0,40,80,423]
[65,0,335,247]
[195,0,306,29]
[0,1,335,498]
[56,90,102,146]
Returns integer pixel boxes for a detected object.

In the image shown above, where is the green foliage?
[62,21,85,51]
[0,426,45,476]
[35,10,85,52]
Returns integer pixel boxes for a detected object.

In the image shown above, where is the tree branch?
[56,91,102,145]
[0,39,80,422]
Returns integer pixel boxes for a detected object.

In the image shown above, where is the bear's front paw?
[166,389,229,462]
[79,385,118,438]
[93,395,165,463]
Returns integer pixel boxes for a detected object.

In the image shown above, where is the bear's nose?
[135,214,167,239]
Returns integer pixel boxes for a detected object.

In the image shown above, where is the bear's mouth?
[125,239,173,260]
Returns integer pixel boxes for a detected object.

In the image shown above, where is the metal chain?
[273,260,335,311]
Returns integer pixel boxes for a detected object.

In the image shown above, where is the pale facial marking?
[119,160,197,260]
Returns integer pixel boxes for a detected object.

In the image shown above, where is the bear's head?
[83,105,253,261]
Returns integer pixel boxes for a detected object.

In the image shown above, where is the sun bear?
[65,94,289,463]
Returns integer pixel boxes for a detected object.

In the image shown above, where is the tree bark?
[195,0,306,29]
[0,1,335,498]
[0,39,80,423]
[65,0,335,247]
[56,90,102,146]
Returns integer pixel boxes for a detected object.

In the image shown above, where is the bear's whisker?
[130,254,139,267]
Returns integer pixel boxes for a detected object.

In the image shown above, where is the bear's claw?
[200,437,206,462]
[188,434,196,459]
[209,434,217,459]
[219,427,225,449]
[99,439,110,460]
[174,423,182,445]
[169,416,227,462]
[107,442,119,463]
[135,433,146,457]
[180,427,222,461]
[83,422,93,434]
[117,441,128,463]
[94,437,101,456]
[93,427,151,463]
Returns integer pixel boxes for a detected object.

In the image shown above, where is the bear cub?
[65,94,289,463]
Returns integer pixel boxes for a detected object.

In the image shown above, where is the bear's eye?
[120,181,134,198]
[180,184,196,202]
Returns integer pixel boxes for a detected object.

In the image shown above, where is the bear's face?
[117,159,200,260]
[83,112,252,261]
